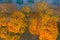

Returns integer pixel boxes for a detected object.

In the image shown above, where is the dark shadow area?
[0,38,3,40]
[57,22,60,40]
[20,30,39,40]
[57,22,60,34]
[57,35,60,40]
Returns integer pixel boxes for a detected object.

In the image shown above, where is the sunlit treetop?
[20,6,31,13]
[34,2,52,13]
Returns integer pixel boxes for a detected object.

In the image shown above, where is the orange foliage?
[0,34,7,39]
[7,18,25,34]
[38,14,59,40]
[7,11,27,34]
[29,13,39,35]
[29,18,39,35]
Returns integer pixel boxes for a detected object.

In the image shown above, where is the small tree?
[20,6,31,18]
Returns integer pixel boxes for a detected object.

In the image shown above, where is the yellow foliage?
[21,6,31,13]
[11,11,25,19]
[20,6,31,17]
[4,35,20,40]
[46,9,54,15]
[51,15,59,22]
[9,11,27,34]
[7,18,26,34]
[0,25,8,39]
[41,14,51,25]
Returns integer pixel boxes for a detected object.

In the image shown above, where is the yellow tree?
[7,11,27,40]
[0,6,27,40]
[29,2,59,40]
[38,2,59,40]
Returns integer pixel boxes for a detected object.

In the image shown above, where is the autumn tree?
[29,2,59,40]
